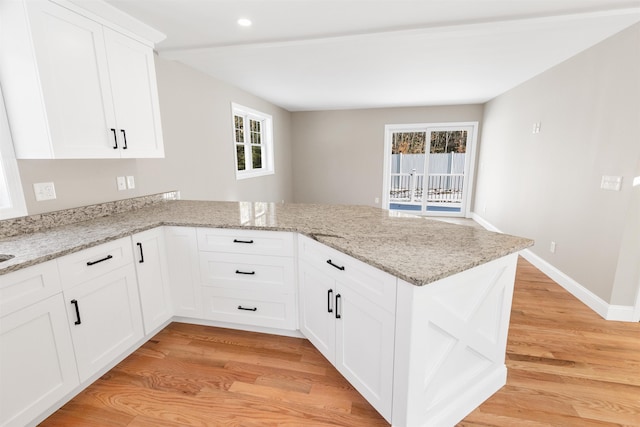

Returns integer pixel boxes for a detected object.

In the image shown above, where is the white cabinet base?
[392,253,518,427]
[0,294,79,427]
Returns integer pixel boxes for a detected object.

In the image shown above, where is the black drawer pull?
[86,254,113,266]
[335,294,342,319]
[233,239,254,244]
[235,270,256,275]
[71,299,81,325]
[136,242,144,263]
[327,259,345,271]
[120,129,128,149]
[110,128,118,149]
[237,305,257,312]
[327,289,333,313]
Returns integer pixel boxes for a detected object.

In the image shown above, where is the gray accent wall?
[136,57,293,204]
[473,23,640,305]
[290,105,484,207]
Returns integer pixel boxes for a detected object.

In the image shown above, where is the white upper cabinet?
[104,28,164,158]
[0,0,164,159]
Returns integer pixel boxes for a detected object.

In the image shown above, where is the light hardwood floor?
[40,257,640,426]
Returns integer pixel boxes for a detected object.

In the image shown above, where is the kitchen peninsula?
[0,196,533,427]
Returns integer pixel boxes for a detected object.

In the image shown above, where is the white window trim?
[0,85,27,220]
[231,103,274,180]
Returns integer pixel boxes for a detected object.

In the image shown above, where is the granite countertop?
[0,200,533,286]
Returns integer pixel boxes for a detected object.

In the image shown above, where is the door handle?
[71,299,81,325]
[110,128,118,149]
[86,254,113,266]
[120,129,128,149]
[335,294,341,319]
[327,289,333,313]
[136,242,144,263]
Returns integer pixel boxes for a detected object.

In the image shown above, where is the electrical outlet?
[601,175,622,191]
[116,176,127,191]
[550,241,556,253]
[33,182,56,201]
[126,176,135,189]
[532,122,541,134]
[374,197,380,204]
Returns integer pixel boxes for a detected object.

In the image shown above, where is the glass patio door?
[384,123,476,217]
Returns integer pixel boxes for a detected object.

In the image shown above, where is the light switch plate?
[601,175,622,191]
[126,176,135,189]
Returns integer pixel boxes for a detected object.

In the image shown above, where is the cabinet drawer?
[199,252,295,293]
[298,235,396,313]
[202,287,296,330]
[197,228,294,257]
[58,237,133,289]
[0,260,61,316]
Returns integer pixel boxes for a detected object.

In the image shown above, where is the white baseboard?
[471,213,636,322]
[172,316,304,338]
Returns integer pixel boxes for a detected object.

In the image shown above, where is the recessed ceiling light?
[237,18,252,27]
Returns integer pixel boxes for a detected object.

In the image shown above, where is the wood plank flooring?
[40,257,640,426]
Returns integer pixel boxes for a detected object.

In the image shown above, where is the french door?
[382,122,477,217]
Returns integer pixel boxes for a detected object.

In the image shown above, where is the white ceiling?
[100,0,640,111]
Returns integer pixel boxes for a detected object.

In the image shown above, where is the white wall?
[16,56,293,214]
[473,23,640,305]
[291,105,483,207]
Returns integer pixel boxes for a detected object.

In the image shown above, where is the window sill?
[235,170,275,180]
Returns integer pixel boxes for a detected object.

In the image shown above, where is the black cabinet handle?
[86,254,113,266]
[327,259,345,271]
[71,299,81,325]
[110,128,118,149]
[237,305,257,312]
[335,294,342,319]
[235,270,255,275]
[136,242,144,263]
[327,289,333,313]
[233,239,254,244]
[120,129,128,149]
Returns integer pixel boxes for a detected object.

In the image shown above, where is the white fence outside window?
[389,153,465,204]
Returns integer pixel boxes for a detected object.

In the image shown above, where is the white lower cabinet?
[297,236,396,422]
[57,237,144,383]
[0,263,79,427]
[164,226,202,317]
[132,228,173,334]
[197,229,297,330]
[63,264,143,383]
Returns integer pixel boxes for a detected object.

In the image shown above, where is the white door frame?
[382,122,478,218]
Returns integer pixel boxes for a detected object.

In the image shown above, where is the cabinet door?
[132,228,172,335]
[335,279,395,421]
[25,0,118,158]
[65,265,143,382]
[164,227,202,317]
[0,294,79,427]
[298,260,336,363]
[104,28,164,158]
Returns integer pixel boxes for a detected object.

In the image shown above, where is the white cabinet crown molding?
[55,0,165,46]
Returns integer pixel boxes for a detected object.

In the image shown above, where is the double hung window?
[232,103,274,180]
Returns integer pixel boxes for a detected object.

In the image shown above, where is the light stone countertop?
[0,200,533,286]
